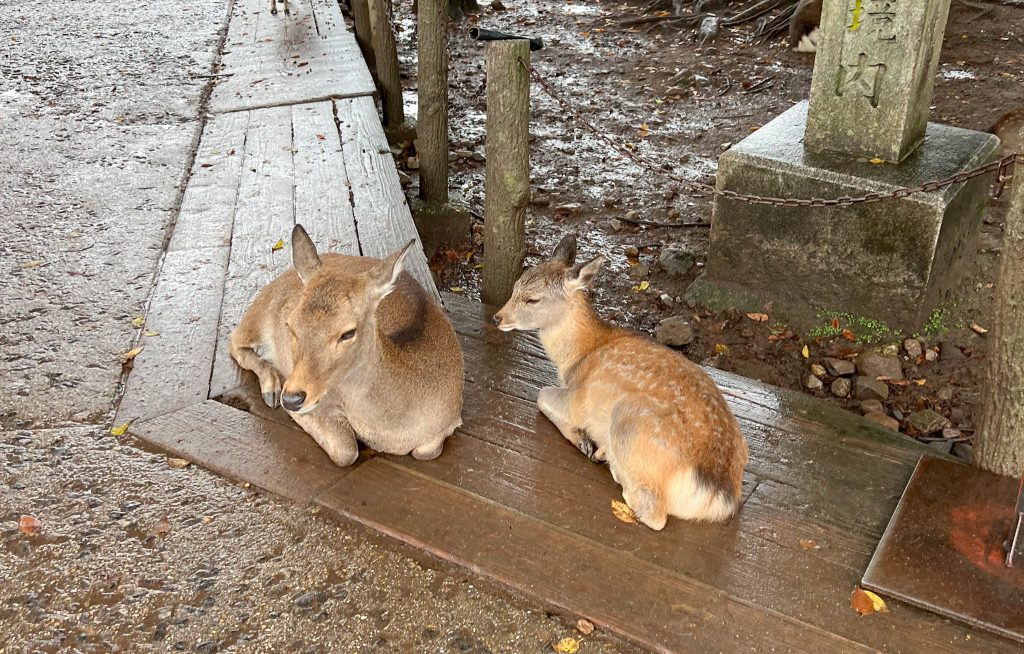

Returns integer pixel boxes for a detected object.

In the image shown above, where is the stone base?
[410,193,472,258]
[693,101,1000,332]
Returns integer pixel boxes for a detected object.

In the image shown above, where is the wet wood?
[365,0,404,128]
[416,0,449,204]
[131,400,348,505]
[116,248,230,424]
[336,96,440,303]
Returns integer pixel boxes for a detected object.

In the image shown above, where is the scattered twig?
[616,214,710,228]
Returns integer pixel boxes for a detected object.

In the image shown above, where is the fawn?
[230,225,464,466]
[270,0,289,16]
[493,235,748,530]
[788,0,821,53]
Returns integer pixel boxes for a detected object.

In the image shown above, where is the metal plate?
[863,455,1024,643]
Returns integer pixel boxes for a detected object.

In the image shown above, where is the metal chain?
[521,60,1022,208]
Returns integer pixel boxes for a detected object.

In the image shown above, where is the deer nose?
[492,314,503,327]
[281,391,307,412]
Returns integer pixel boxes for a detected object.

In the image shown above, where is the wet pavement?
[0,1,633,651]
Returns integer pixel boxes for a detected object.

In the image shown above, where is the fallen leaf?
[110,422,130,436]
[576,618,595,635]
[914,378,927,386]
[841,329,856,342]
[316,133,326,140]
[638,280,650,291]
[272,239,285,252]
[167,457,191,469]
[970,322,988,335]
[143,330,160,337]
[19,515,41,535]
[130,315,145,328]
[851,587,888,616]
[202,515,215,524]
[831,317,840,330]
[637,123,651,138]
[715,343,729,354]
[746,312,769,323]
[611,499,640,525]
[799,539,819,550]
[449,286,463,293]
[122,346,144,362]
[553,637,580,654]
[801,344,810,358]
[868,157,885,164]
[21,260,44,269]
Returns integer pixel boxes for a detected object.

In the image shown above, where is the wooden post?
[975,139,1024,478]
[367,0,404,130]
[417,0,448,204]
[351,0,375,72]
[481,40,530,306]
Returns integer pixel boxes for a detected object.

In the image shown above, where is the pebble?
[927,440,953,455]
[659,293,674,305]
[471,152,485,162]
[627,263,650,280]
[658,248,696,278]
[406,156,419,170]
[924,348,939,362]
[554,203,581,216]
[857,350,903,380]
[952,442,973,460]
[855,376,889,401]
[905,409,950,435]
[864,410,900,431]
[655,316,694,347]
[941,427,962,440]
[623,245,640,258]
[167,457,191,469]
[859,399,885,415]
[936,386,954,402]
[810,364,827,378]
[805,374,824,391]
[607,219,626,232]
[454,150,474,159]
[824,357,856,377]
[903,338,922,360]
[939,342,966,362]
[830,377,851,398]
[576,618,595,635]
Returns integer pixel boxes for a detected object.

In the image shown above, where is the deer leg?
[284,0,290,15]
[271,0,278,14]
[229,338,283,409]
[290,409,360,467]
[537,386,600,460]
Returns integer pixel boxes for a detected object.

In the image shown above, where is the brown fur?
[493,235,748,530]
[230,225,464,466]
[788,0,822,51]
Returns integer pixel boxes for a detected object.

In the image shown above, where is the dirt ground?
[391,0,1024,454]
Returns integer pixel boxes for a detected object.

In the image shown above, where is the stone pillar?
[806,0,952,163]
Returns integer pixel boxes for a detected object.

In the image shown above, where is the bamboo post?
[481,40,530,306]
[367,0,404,130]
[417,0,448,204]
[351,0,375,72]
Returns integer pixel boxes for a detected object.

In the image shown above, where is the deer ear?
[370,240,416,301]
[291,224,321,284]
[551,234,577,266]
[565,255,605,292]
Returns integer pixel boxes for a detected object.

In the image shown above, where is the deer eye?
[526,297,541,304]
[338,329,356,343]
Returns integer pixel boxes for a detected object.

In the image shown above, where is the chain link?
[521,60,1022,208]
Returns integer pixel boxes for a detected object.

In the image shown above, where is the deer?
[788,0,822,53]
[229,225,464,466]
[492,235,748,530]
[270,0,290,16]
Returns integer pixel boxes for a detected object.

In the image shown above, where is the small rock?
[471,152,485,162]
[864,411,900,431]
[924,348,939,362]
[936,386,954,402]
[927,440,953,455]
[903,338,922,360]
[554,203,581,216]
[454,149,474,159]
[905,409,950,436]
[576,618,595,635]
[859,399,885,415]
[490,0,506,10]
[625,210,641,221]
[810,363,827,379]
[805,374,824,391]
[939,342,966,362]
[531,195,551,207]
[659,293,674,305]
[952,442,974,460]
[941,427,962,440]
[655,316,694,347]
[167,457,191,469]
[623,245,640,259]
[406,156,419,170]
[824,357,856,377]
[855,376,889,401]
[606,219,626,232]
[830,377,851,398]
[857,350,904,380]
[627,263,650,280]
[658,248,696,277]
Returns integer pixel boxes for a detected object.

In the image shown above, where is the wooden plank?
[117,247,230,424]
[336,96,441,304]
[211,33,374,114]
[291,102,360,255]
[227,0,350,46]
[130,400,348,505]
[168,111,250,252]
[225,0,263,46]
[315,458,860,654]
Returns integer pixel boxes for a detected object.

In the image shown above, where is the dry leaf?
[611,499,640,525]
[715,343,729,354]
[110,422,130,436]
[576,618,595,635]
[637,123,651,138]
[799,539,819,550]
[21,260,44,269]
[143,330,160,337]
[638,280,650,291]
[851,587,888,616]
[122,346,144,362]
[841,329,856,342]
[868,157,885,164]
[831,317,840,330]
[449,286,463,293]
[553,637,580,654]
[914,378,927,386]
[131,315,145,328]
[316,133,326,140]
[167,457,191,469]
[970,322,988,335]
[801,344,810,358]
[746,312,769,323]
[19,515,41,535]
[272,239,285,252]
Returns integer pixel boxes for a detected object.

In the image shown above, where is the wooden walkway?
[117,1,1020,651]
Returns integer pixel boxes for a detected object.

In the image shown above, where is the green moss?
[915,301,963,340]
[808,310,899,345]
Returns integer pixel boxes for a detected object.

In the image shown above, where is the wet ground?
[392,0,1024,452]
[0,1,635,651]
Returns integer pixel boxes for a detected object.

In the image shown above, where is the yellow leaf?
[143,330,160,337]
[21,260,44,269]
[553,637,580,654]
[110,422,130,436]
[715,343,729,354]
[122,346,144,362]
[745,312,768,323]
[970,322,988,335]
[638,280,650,291]
[272,239,284,252]
[868,157,885,164]
[914,378,927,386]
[851,587,888,616]
[449,287,463,293]
[466,251,473,261]
[637,123,651,138]
[580,31,591,37]
[801,344,810,358]
[130,315,145,328]
[611,500,639,525]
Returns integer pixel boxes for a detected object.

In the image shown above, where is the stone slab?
[694,101,1000,332]
[806,0,952,162]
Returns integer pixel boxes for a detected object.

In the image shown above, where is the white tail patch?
[794,26,820,53]
[666,468,738,523]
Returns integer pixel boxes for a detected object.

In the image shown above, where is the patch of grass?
[808,310,900,345]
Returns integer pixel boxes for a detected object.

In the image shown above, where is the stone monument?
[688,0,1001,331]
